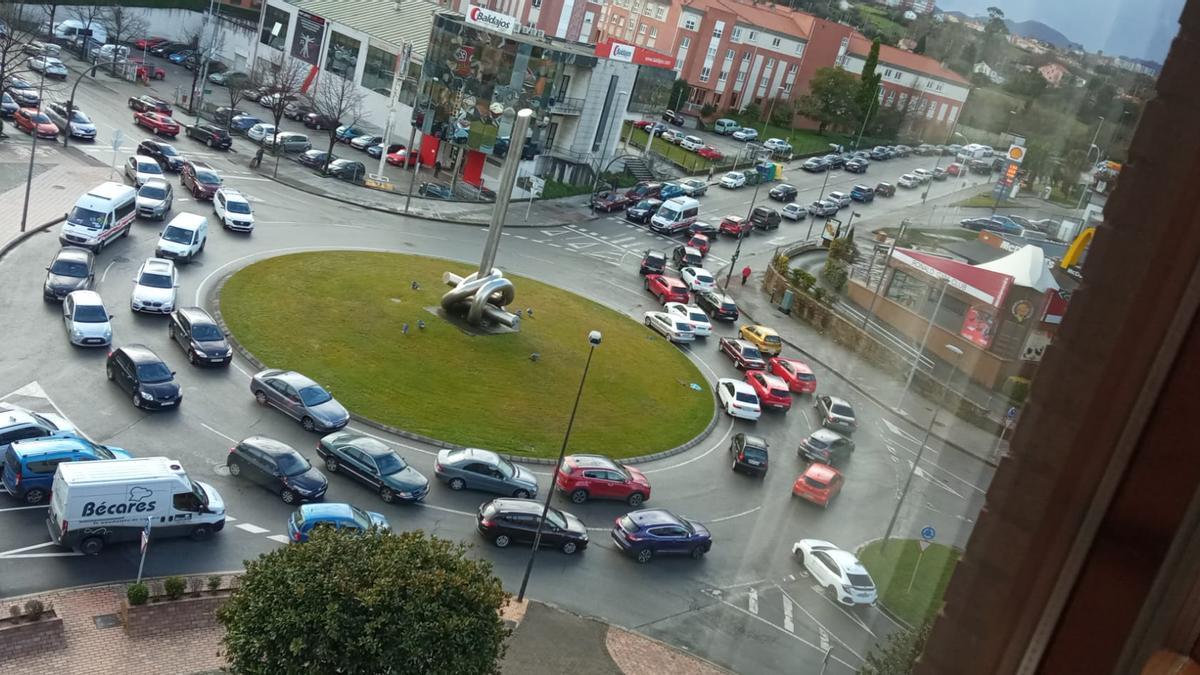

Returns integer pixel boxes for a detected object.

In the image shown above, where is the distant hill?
[1003,19,1078,50]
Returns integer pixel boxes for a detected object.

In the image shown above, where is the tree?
[222,69,257,132]
[68,4,104,59]
[914,35,927,55]
[101,7,148,76]
[857,38,883,121]
[257,56,308,142]
[768,97,792,127]
[0,2,38,138]
[312,68,365,174]
[796,67,859,134]
[218,528,509,675]
[860,621,933,675]
[741,101,762,121]
[1004,70,1047,98]
[669,78,690,111]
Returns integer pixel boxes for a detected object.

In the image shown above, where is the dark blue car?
[3,436,131,504]
[850,184,875,203]
[659,183,686,201]
[287,503,389,543]
[611,508,712,564]
[167,50,193,64]
[229,114,261,132]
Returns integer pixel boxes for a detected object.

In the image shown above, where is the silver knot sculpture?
[441,269,520,328]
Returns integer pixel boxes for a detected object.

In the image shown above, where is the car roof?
[489,498,550,515]
[803,463,842,480]
[277,370,318,388]
[567,454,618,470]
[55,246,92,263]
[752,372,788,388]
[0,405,41,431]
[119,343,165,365]
[141,178,169,189]
[739,433,768,448]
[299,502,355,520]
[809,428,844,443]
[141,258,174,275]
[826,395,852,407]
[626,509,684,527]
[219,188,248,201]
[333,433,393,457]
[241,436,301,457]
[133,155,159,165]
[68,289,103,305]
[644,250,666,259]
[724,378,756,393]
[448,447,500,464]
[177,306,216,325]
[9,436,91,456]
[826,548,867,574]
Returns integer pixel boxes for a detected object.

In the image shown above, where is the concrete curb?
[0,216,66,262]
[0,569,247,604]
[209,263,720,467]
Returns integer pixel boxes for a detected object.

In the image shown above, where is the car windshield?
[497,458,516,479]
[298,385,332,406]
[831,404,854,417]
[92,444,116,460]
[803,476,829,490]
[847,573,874,588]
[191,323,223,341]
[190,480,210,507]
[31,113,50,123]
[138,271,173,288]
[735,392,758,404]
[546,509,568,530]
[765,335,782,344]
[70,111,90,123]
[67,206,103,229]
[138,161,163,174]
[807,436,830,450]
[226,200,251,214]
[160,226,193,245]
[277,451,312,477]
[743,346,762,359]
[196,171,221,184]
[688,309,706,322]
[139,185,167,200]
[743,447,768,461]
[375,452,407,475]
[50,259,88,276]
[73,304,108,323]
[136,361,172,383]
[769,387,789,398]
[798,373,816,382]
[159,145,178,156]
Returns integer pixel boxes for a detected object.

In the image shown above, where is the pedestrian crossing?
[502,218,732,271]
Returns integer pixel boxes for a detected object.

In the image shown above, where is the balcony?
[549,96,585,115]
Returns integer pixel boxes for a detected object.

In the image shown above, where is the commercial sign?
[466,6,516,35]
[291,10,326,66]
[891,248,1012,308]
[609,43,636,62]
[1007,144,1025,163]
[961,305,996,348]
[593,40,674,69]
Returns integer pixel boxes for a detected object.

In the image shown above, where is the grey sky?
[936,0,1184,62]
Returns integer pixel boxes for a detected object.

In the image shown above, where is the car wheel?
[643,278,650,290]
[513,488,531,499]
[627,492,645,507]
[132,393,141,409]
[206,138,213,148]
[690,545,706,560]
[448,477,465,491]
[635,548,653,564]
[80,536,104,556]
[658,293,666,304]
[227,461,242,477]
[190,525,213,541]
[280,488,298,504]
[300,416,316,432]
[562,541,578,555]
[24,487,46,505]
[105,364,114,380]
[570,489,588,504]
[325,457,339,472]
[732,459,739,473]
[379,487,395,503]
[494,534,511,548]
[254,390,267,405]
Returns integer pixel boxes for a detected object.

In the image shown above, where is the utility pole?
[376,46,411,179]
[193,0,220,123]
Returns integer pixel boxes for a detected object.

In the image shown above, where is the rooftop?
[848,34,970,85]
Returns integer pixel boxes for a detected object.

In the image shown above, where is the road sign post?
[135,517,151,584]
[908,526,936,592]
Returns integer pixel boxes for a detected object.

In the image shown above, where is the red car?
[719,216,752,237]
[129,58,166,80]
[134,111,179,137]
[555,454,651,506]
[386,147,419,167]
[632,119,654,130]
[687,233,710,255]
[769,357,817,394]
[134,37,168,50]
[644,274,689,304]
[181,160,222,199]
[592,190,632,212]
[745,371,792,411]
[792,463,844,508]
[13,107,58,139]
[946,162,965,177]
[718,337,766,370]
[698,145,724,161]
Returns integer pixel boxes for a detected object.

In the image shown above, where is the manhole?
[93,613,120,629]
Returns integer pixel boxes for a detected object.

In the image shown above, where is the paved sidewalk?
[0,143,112,255]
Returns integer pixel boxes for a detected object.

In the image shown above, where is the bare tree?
[0,2,39,138]
[257,56,307,143]
[68,4,103,60]
[101,6,148,75]
[39,3,60,40]
[221,67,257,132]
[311,70,365,175]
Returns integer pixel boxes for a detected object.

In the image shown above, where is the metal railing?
[549,96,584,115]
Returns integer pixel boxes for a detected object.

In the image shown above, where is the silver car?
[815,395,857,434]
[124,155,164,187]
[136,180,173,220]
[250,369,350,432]
[62,290,112,347]
[434,448,539,498]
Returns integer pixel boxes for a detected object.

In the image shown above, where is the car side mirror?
[108,314,114,320]
[171,370,177,376]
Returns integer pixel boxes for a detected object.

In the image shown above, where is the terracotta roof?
[848,34,970,85]
[689,0,815,40]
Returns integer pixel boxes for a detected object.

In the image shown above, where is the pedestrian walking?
[741,266,752,285]
[434,160,443,178]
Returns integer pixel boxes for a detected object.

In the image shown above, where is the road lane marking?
[416,502,476,517]
[748,588,758,614]
[0,541,69,557]
[266,534,290,544]
[236,523,270,534]
[717,599,859,667]
[200,423,238,444]
[783,594,794,632]
[0,551,85,558]
[0,505,47,513]
[101,260,118,283]
[642,420,734,474]
[778,585,864,661]
[819,628,830,651]
[708,506,762,523]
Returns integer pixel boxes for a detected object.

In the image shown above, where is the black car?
[317,431,430,503]
[874,182,896,197]
[183,123,232,149]
[137,139,184,171]
[212,107,245,125]
[105,344,182,410]
[750,206,781,230]
[822,154,845,169]
[418,182,453,199]
[671,245,703,268]
[844,158,869,173]
[768,184,797,202]
[325,159,366,182]
[932,167,948,181]
[801,157,827,173]
[493,136,540,160]
[799,429,855,465]
[298,149,336,168]
[43,247,94,301]
[227,436,328,505]
[639,249,667,275]
[968,159,992,175]
[662,109,685,126]
[696,290,739,321]
[169,306,232,367]
[729,433,769,477]
[283,102,315,121]
[128,95,172,115]
[478,498,589,554]
[688,220,719,237]
[869,146,889,160]
[304,112,339,130]
[149,41,186,57]
[625,199,663,224]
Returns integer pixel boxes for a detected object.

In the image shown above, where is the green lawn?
[220,252,713,459]
[952,192,1033,209]
[856,6,908,45]
[858,539,962,626]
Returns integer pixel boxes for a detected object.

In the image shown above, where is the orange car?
[687,233,710,255]
[792,463,844,508]
[14,107,58,139]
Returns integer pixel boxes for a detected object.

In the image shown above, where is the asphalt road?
[0,51,997,674]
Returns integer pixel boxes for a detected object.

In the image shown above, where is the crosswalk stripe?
[266,534,290,544]
[748,587,759,615]
[236,523,269,534]
[783,594,794,633]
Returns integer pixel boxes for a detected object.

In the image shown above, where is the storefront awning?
[892,248,1013,308]
[975,245,1061,292]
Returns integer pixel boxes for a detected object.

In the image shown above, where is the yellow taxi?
[738,325,783,356]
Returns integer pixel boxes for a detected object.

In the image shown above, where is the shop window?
[260,5,289,51]
[361,43,397,98]
[325,31,360,77]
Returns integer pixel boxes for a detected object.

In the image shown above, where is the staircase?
[623,157,654,182]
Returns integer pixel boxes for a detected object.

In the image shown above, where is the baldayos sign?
[594,40,674,69]
[609,43,636,62]
[467,6,516,35]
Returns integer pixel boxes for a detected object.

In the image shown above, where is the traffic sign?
[111,128,124,152]
[921,526,936,541]
[918,540,931,552]
[1007,406,1019,420]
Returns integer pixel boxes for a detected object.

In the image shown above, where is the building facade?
[842,35,970,136]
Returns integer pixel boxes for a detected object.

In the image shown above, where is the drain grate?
[93,613,120,629]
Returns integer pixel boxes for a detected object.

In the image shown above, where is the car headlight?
[71,329,83,338]
[396,491,412,499]
[139,391,154,401]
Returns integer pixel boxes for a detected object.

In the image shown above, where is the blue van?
[2,436,130,504]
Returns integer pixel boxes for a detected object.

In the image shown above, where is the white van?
[60,182,137,252]
[52,19,108,45]
[155,213,208,263]
[47,457,226,555]
[649,197,701,235]
[956,143,989,163]
[714,118,740,135]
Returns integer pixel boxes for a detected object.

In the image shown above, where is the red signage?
[594,40,674,69]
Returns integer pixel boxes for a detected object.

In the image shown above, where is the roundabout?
[217,251,713,458]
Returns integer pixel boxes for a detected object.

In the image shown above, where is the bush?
[791,269,816,291]
[810,287,827,303]
[9,605,20,619]
[827,236,858,264]
[700,103,717,117]
[188,577,206,597]
[772,254,790,274]
[127,583,149,606]
[822,259,850,292]
[163,576,186,601]
[742,102,761,121]
[1005,376,1031,405]
[207,576,223,592]
[22,599,44,621]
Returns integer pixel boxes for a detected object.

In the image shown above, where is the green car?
[316,431,430,503]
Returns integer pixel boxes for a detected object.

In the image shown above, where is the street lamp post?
[62,63,105,150]
[760,85,785,137]
[589,90,627,214]
[19,66,49,234]
[723,158,767,289]
[852,84,880,151]
[517,330,602,602]
[404,79,438,214]
[883,343,963,552]
[897,279,950,413]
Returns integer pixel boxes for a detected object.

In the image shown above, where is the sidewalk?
[0,583,730,675]
[0,144,112,256]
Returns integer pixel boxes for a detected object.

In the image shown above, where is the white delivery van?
[47,457,226,555]
[52,19,108,45]
[956,143,989,163]
[155,212,209,263]
[60,182,137,252]
[649,197,701,235]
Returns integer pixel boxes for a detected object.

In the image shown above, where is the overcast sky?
[936,0,1184,62]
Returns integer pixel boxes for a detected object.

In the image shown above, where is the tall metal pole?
[724,159,765,288]
[883,345,962,552]
[517,332,601,602]
[897,280,949,412]
[19,67,48,233]
[62,64,103,150]
[377,49,411,179]
[478,109,533,276]
[404,81,435,214]
[816,164,832,202]
[590,90,627,213]
[862,219,908,328]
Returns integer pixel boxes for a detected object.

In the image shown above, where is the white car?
[664,302,712,337]
[782,203,807,221]
[679,135,704,151]
[808,199,839,217]
[643,311,695,343]
[827,191,851,208]
[680,267,716,292]
[717,378,761,421]
[130,258,178,314]
[350,134,382,150]
[762,137,788,151]
[30,56,68,78]
[155,213,208,264]
[898,173,919,188]
[792,540,878,606]
[720,171,747,189]
[912,168,933,183]
[62,290,112,347]
[247,123,277,143]
[124,155,164,187]
[732,127,759,142]
[660,129,683,144]
[679,178,708,197]
[213,188,255,232]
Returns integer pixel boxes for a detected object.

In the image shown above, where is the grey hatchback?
[434,448,539,498]
[799,428,855,464]
[815,395,857,435]
[250,369,350,432]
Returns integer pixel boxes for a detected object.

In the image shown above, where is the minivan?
[714,118,740,135]
[51,19,108,45]
[749,206,781,231]
[59,182,137,252]
[650,196,700,235]
[3,436,131,504]
[155,213,208,263]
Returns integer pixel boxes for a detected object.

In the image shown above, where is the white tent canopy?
[975,245,1060,292]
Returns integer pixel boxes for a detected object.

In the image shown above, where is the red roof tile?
[848,34,970,85]
[690,0,815,40]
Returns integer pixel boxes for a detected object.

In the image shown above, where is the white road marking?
[236,523,270,534]
[601,278,645,298]
[200,423,238,444]
[101,260,118,283]
[0,541,66,557]
[0,381,49,401]
[266,534,291,544]
[819,628,831,651]
[783,594,794,632]
[778,585,865,661]
[812,586,877,638]
[642,420,734,474]
[330,224,363,229]
[223,175,273,182]
[0,505,47,513]
[609,236,636,244]
[0,551,85,558]
[708,506,762,523]
[416,502,476,517]
[717,599,859,667]
[748,587,759,614]
[224,516,237,521]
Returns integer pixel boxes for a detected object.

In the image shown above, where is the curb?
[0,569,247,604]
[209,261,720,468]
[0,216,66,261]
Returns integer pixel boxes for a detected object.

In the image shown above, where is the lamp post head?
[946,344,964,357]
[588,330,602,347]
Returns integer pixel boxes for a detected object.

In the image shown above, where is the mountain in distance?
[940,10,1079,50]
